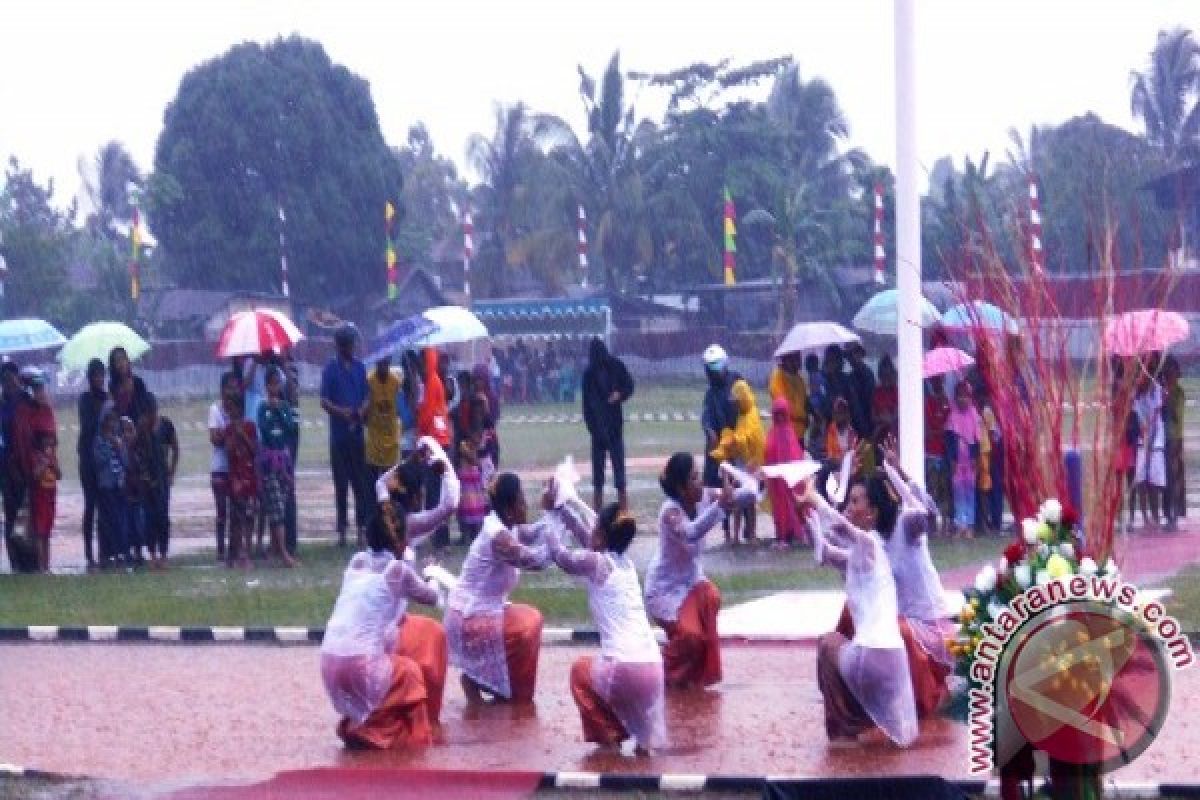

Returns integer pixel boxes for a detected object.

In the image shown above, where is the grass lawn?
[0,536,1004,628]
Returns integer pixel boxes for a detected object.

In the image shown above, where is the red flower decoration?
[1003,540,1026,565]
[1061,503,1080,529]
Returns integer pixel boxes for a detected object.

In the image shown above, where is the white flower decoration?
[1079,557,1098,576]
[1040,498,1063,525]
[1058,542,1075,561]
[1104,558,1119,578]
[1022,518,1040,545]
[1036,569,1051,586]
[975,564,998,593]
[987,601,1007,622]
[1013,565,1033,588]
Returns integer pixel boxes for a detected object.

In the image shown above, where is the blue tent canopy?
[473,298,609,339]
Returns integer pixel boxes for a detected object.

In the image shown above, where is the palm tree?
[78,141,142,237]
[1131,27,1200,166]
[466,103,540,296]
[535,51,653,294]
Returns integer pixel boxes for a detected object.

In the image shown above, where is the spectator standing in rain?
[845,343,876,437]
[320,324,371,548]
[581,338,635,511]
[76,358,108,569]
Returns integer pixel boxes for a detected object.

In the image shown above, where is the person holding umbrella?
[321,324,371,548]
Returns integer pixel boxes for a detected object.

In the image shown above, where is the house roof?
[143,288,287,322]
[368,266,447,313]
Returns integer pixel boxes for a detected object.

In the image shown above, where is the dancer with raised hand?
[805,471,918,747]
[375,435,461,555]
[445,472,556,705]
[545,486,666,754]
[646,453,758,689]
[319,509,444,750]
[877,436,954,718]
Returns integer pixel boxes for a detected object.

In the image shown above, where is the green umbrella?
[58,322,150,372]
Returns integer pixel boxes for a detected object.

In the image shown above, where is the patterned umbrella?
[0,318,66,354]
[215,309,303,358]
[366,314,439,362]
[58,322,149,372]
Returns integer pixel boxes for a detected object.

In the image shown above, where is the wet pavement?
[2,642,1197,791]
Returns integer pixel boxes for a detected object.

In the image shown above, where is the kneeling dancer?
[807,474,918,747]
[446,472,555,704]
[320,512,444,749]
[645,453,757,689]
[549,497,666,753]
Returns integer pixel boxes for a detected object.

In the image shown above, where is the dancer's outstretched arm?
[812,521,850,570]
[384,559,440,607]
[544,528,610,583]
[494,529,553,570]
[665,501,726,549]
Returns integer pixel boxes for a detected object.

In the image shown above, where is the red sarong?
[336,654,431,750]
[398,614,448,725]
[570,656,626,745]
[835,604,948,718]
[503,603,543,703]
[660,580,721,689]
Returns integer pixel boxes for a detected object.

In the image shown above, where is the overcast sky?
[2,0,1198,211]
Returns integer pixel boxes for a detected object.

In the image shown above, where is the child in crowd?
[710,379,765,544]
[455,430,494,543]
[923,376,952,532]
[224,395,259,568]
[119,416,143,564]
[824,397,855,464]
[132,396,178,569]
[977,389,1004,533]
[764,396,806,547]
[944,382,982,538]
[93,409,130,568]
[257,366,298,567]
[30,431,61,572]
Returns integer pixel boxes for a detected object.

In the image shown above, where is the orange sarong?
[336,653,432,750]
[570,656,627,745]
[504,603,543,703]
[835,604,948,718]
[660,580,721,689]
[398,613,448,726]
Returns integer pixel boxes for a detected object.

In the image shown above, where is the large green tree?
[393,124,467,276]
[78,140,143,238]
[148,36,402,304]
[0,157,74,322]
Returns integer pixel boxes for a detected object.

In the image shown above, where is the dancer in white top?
[320,511,442,749]
[645,452,758,688]
[547,494,667,753]
[375,436,461,554]
[806,472,918,747]
[445,472,557,704]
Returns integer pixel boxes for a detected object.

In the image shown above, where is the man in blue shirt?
[320,324,370,548]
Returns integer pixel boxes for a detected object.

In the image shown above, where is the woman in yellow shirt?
[365,355,402,482]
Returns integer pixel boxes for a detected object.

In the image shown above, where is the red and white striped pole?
[873,182,886,284]
[578,204,589,289]
[278,204,290,298]
[462,208,474,300]
[1028,174,1044,274]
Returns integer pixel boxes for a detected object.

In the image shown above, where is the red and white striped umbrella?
[216,309,303,358]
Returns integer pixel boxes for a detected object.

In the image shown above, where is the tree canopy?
[148,36,401,304]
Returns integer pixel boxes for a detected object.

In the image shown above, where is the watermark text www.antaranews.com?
[967,573,1193,775]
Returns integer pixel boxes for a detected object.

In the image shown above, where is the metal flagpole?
[894,0,925,481]
[463,208,473,305]
[874,183,886,285]
[278,204,290,298]
[578,204,589,289]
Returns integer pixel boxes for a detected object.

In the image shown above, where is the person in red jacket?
[417,349,452,546]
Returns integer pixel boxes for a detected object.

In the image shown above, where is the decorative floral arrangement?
[949,497,1119,678]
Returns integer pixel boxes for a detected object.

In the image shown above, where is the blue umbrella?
[941,301,1018,334]
[851,288,941,335]
[0,318,67,354]
[367,314,439,362]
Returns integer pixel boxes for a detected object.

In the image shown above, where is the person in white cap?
[700,346,738,506]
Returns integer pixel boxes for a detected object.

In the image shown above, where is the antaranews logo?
[966,573,1194,775]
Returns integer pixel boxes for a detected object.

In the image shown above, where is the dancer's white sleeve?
[544,527,609,583]
[406,465,461,549]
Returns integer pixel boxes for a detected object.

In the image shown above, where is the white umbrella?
[773,322,860,359]
[420,306,489,347]
[851,288,942,335]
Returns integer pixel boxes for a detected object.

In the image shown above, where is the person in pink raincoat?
[763,397,807,547]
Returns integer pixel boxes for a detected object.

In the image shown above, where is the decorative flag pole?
[129,204,142,302]
[578,204,589,289]
[1028,174,1044,274]
[278,204,290,298]
[0,230,7,303]
[462,207,473,302]
[385,201,398,300]
[723,187,737,286]
[873,182,886,284]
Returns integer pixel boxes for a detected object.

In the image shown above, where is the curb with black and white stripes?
[539,773,1200,797]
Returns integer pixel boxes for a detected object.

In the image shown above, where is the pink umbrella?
[216,309,304,358]
[1103,309,1189,356]
[923,346,975,379]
